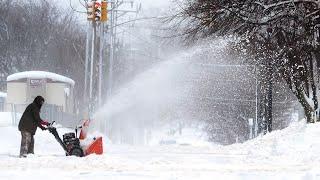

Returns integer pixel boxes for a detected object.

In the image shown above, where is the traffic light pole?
[108,1,114,98]
[84,0,108,117]
[89,22,95,100]
[98,22,104,106]
[83,21,92,118]
[83,0,137,116]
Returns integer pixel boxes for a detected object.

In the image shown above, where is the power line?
[69,0,87,14]
[78,0,87,8]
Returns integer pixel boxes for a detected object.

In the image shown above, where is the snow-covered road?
[0,146,320,179]
[0,145,317,180]
[1,121,320,180]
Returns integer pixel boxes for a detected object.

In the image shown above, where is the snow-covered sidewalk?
[1,121,320,180]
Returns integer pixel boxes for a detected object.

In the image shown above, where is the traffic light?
[94,1,102,21]
[101,0,108,22]
[87,1,95,21]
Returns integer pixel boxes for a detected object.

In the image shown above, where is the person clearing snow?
[18,96,49,158]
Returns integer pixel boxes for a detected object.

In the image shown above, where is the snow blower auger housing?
[47,121,84,157]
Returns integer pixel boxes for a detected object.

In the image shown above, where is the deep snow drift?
[1,119,320,179]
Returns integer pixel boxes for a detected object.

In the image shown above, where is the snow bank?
[226,120,320,164]
[7,71,75,86]
[0,92,7,98]
[0,112,13,126]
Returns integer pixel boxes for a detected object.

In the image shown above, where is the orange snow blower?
[78,119,103,155]
[47,120,103,157]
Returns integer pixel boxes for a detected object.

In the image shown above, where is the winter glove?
[40,120,50,126]
[39,125,47,131]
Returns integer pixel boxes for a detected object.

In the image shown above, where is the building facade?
[6,71,75,113]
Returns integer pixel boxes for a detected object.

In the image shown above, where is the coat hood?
[33,96,45,109]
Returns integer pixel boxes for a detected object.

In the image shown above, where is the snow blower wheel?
[69,147,84,157]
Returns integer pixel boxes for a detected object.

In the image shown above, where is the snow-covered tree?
[174,0,320,125]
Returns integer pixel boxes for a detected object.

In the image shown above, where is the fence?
[1,103,80,128]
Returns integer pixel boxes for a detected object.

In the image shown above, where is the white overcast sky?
[138,0,171,8]
[63,0,171,9]
[55,0,173,23]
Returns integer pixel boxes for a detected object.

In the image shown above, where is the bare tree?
[0,0,86,109]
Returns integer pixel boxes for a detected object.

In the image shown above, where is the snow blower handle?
[47,121,55,128]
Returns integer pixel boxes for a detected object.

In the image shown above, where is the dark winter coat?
[18,96,45,135]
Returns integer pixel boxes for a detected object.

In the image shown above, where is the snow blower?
[47,120,103,157]
[47,121,84,157]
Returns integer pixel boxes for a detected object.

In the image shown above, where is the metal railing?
[1,103,80,128]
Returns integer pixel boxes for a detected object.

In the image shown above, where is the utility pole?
[83,0,108,117]
[97,0,108,106]
[83,0,140,115]
[107,0,139,98]
[83,21,91,118]
[89,22,96,102]
[108,1,115,98]
[98,22,104,106]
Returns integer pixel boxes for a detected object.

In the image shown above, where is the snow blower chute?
[78,119,103,155]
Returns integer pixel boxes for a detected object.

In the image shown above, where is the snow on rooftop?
[7,71,75,86]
